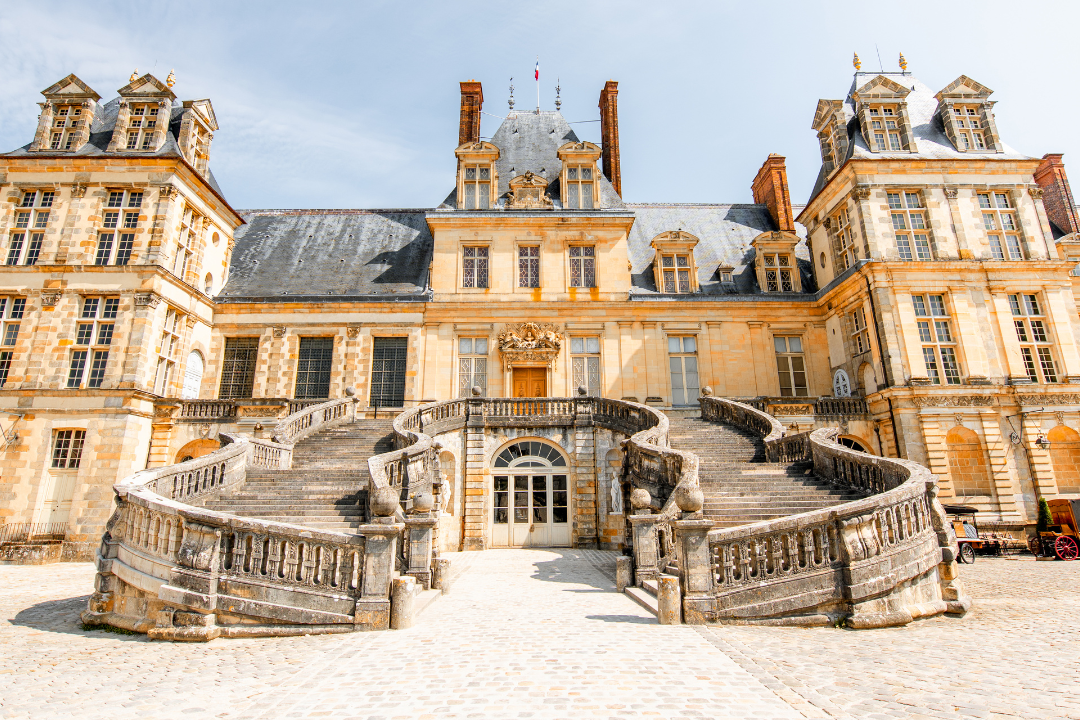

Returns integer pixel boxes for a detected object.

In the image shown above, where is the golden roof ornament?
[166,69,176,88]
[853,53,861,71]
[899,52,907,72]
[130,68,139,83]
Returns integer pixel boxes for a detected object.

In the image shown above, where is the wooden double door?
[512,367,547,397]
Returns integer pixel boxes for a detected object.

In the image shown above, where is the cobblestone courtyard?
[1,551,1077,720]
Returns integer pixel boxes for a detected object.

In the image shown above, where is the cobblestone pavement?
[0,554,1076,720]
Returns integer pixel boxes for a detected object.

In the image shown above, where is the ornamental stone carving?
[271,326,286,338]
[1017,394,1080,406]
[770,403,815,416]
[347,324,362,338]
[497,322,563,370]
[39,290,62,309]
[506,171,553,210]
[912,395,996,408]
[134,292,161,309]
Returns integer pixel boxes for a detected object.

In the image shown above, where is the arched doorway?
[174,438,220,464]
[491,439,570,547]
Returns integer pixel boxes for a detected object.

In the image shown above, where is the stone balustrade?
[272,397,354,445]
[739,396,870,419]
[177,399,238,421]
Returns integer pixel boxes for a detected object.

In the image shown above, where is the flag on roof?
[535,60,539,81]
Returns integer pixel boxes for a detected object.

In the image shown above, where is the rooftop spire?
[508,77,515,110]
[899,52,907,72]
[853,53,861,71]
[555,78,561,111]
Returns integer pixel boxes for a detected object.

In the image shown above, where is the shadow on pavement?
[585,614,656,624]
[9,595,145,641]
[530,549,618,591]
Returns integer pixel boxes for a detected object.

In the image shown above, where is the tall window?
[668,336,699,405]
[0,296,26,386]
[774,336,808,397]
[888,191,931,261]
[851,307,871,355]
[7,190,53,266]
[571,337,601,396]
[49,104,82,150]
[462,166,491,210]
[51,429,86,469]
[370,337,408,408]
[868,105,902,151]
[174,204,201,281]
[913,294,960,385]
[154,308,182,396]
[295,337,334,399]
[95,190,141,266]
[68,296,118,389]
[953,106,985,150]
[565,166,594,209]
[1010,293,1058,383]
[762,253,794,292]
[181,350,204,399]
[125,104,159,150]
[569,246,595,288]
[980,192,1022,261]
[457,337,488,397]
[218,337,259,399]
[659,253,692,293]
[462,246,488,288]
[830,207,857,271]
[518,246,539,288]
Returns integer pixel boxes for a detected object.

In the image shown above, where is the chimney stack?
[458,80,483,147]
[1034,153,1080,236]
[599,80,622,197]
[752,154,795,233]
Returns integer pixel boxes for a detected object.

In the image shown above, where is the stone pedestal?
[403,515,438,590]
[673,518,715,625]
[627,513,660,586]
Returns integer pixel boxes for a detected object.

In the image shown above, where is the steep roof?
[437,110,624,210]
[218,210,433,301]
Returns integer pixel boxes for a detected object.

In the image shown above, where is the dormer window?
[463,165,492,209]
[566,166,594,209]
[455,141,499,210]
[852,76,914,153]
[934,76,1002,153]
[812,99,848,175]
[50,105,82,150]
[125,104,160,150]
[752,230,802,294]
[868,105,902,151]
[952,106,985,150]
[718,266,734,284]
[762,254,795,292]
[650,231,700,294]
[660,253,692,293]
[557,141,602,210]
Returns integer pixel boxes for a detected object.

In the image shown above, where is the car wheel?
[959,543,975,564]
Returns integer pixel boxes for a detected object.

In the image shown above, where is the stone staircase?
[667,416,863,528]
[199,420,396,532]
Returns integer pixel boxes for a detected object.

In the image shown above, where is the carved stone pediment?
[498,322,563,370]
[506,172,553,210]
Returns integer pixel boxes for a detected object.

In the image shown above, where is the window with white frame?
[67,296,119,389]
[774,336,808,397]
[868,105,903,151]
[51,429,86,469]
[462,165,491,210]
[457,337,488,397]
[462,246,489,288]
[154,307,182,395]
[888,191,932,261]
[565,165,594,209]
[851,307,871,355]
[518,246,540,288]
[49,104,82,150]
[829,207,857,271]
[913,294,960,385]
[7,190,53,266]
[659,253,692,293]
[980,192,1023,260]
[952,106,986,150]
[668,336,699,405]
[571,337,601,396]
[1009,293,1058,383]
[95,190,142,266]
[0,296,26,386]
[125,104,159,150]
[762,253,795,292]
[174,204,201,281]
[569,246,596,288]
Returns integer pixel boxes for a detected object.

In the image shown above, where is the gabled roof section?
[41,74,100,102]
[116,73,176,102]
[935,75,993,101]
[811,99,844,132]
[852,74,911,100]
[183,99,218,131]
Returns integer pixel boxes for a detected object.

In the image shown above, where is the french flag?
[534,60,539,81]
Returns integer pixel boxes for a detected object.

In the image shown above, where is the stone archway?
[1048,425,1080,494]
[945,426,994,498]
[174,438,220,465]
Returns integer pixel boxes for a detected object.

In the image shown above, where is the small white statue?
[609,472,623,515]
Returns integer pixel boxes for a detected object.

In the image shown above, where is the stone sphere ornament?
[370,485,400,517]
[577,385,588,396]
[412,489,435,513]
[345,386,356,397]
[630,487,651,510]
[673,484,704,514]
[471,386,482,397]
[701,386,714,397]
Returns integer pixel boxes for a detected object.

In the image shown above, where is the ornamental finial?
[853,53,861,71]
[166,69,176,88]
[555,78,561,111]
[508,77,515,110]
[130,68,139,83]
[899,52,907,72]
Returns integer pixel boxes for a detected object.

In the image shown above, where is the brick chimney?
[458,80,483,146]
[1034,153,1080,236]
[598,80,622,197]
[752,154,795,233]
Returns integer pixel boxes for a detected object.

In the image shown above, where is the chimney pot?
[751,155,795,233]
[458,81,484,147]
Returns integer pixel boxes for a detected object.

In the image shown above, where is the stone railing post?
[673,518,715,624]
[928,482,971,616]
[627,513,660,585]
[152,518,224,641]
[403,514,437,590]
[354,517,404,631]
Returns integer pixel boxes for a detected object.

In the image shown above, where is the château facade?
[2,64,1079,557]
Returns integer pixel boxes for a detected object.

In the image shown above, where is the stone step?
[624,586,658,617]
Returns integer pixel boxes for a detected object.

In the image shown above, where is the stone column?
[462,393,486,551]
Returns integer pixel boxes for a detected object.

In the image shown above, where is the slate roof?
[3,97,226,197]
[626,203,813,296]
[807,73,1033,203]
[437,110,624,211]
[219,210,433,301]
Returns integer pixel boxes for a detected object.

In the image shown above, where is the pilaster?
[462,396,486,550]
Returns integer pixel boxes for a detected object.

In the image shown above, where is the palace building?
[2,62,1079,562]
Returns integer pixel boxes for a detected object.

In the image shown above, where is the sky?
[2,1,1078,211]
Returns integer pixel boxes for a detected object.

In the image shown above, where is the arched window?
[204,273,214,295]
[1048,425,1080,494]
[181,350,204,399]
[833,369,851,397]
[838,436,869,453]
[494,440,567,468]
[946,426,993,497]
